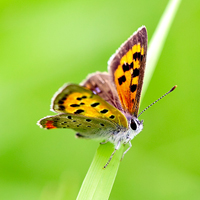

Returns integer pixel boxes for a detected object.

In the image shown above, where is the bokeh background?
[1,0,200,199]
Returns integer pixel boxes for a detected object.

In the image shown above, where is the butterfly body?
[107,116,143,148]
[38,26,147,167]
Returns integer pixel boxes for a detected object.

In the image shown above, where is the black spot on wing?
[70,104,80,107]
[132,68,139,77]
[122,63,129,72]
[133,52,141,61]
[118,75,126,85]
[91,102,100,107]
[109,115,115,119]
[130,84,137,92]
[59,105,65,110]
[129,62,133,69]
[122,63,133,73]
[74,109,84,114]
[62,97,66,101]
[100,109,109,114]
[61,121,67,125]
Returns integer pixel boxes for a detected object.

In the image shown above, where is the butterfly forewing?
[108,26,147,116]
[51,84,128,128]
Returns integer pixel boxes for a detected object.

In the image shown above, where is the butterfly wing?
[108,26,147,116]
[51,84,128,128]
[38,84,128,138]
[82,72,123,111]
[38,113,119,139]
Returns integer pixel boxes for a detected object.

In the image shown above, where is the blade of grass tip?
[77,0,181,199]
[142,0,181,96]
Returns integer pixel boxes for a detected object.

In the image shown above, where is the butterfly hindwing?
[108,26,147,116]
[51,84,128,128]
[82,72,123,111]
[38,114,119,139]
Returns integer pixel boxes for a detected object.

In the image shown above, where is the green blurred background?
[1,0,200,199]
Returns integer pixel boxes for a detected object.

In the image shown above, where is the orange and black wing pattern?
[51,84,128,128]
[108,26,147,117]
[38,84,128,134]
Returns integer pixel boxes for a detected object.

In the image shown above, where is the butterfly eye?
[130,119,137,131]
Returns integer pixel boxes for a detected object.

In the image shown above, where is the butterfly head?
[130,117,143,134]
[124,114,143,142]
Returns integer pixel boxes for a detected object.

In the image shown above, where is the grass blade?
[142,0,181,95]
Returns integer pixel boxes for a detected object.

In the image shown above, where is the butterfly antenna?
[138,85,177,118]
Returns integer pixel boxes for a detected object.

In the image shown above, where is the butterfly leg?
[121,141,132,161]
[104,140,120,168]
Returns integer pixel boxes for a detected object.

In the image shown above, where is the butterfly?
[38,26,147,168]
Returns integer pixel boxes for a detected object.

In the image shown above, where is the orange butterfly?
[38,26,148,167]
